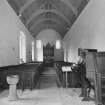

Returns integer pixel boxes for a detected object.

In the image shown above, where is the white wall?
[26,35,35,62]
[36,29,61,46]
[63,0,105,62]
[0,0,34,66]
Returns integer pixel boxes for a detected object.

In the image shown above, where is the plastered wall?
[63,0,105,62]
[0,0,34,66]
[36,29,61,46]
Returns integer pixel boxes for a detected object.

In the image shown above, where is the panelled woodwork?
[78,48,97,100]
[43,43,54,57]
[55,61,79,88]
[85,51,105,105]
[0,63,43,90]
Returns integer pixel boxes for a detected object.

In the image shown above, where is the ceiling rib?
[60,0,78,16]
[26,9,71,25]
[7,0,89,38]
[32,26,64,38]
[19,0,34,14]
[19,0,78,17]
[28,12,68,29]
[51,0,73,19]
[31,21,65,37]
[22,0,46,20]
[30,18,64,31]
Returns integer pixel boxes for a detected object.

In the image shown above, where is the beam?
[31,21,65,38]
[51,0,76,19]
[60,0,78,16]
[28,12,68,28]
[19,0,34,14]
[30,18,64,31]
[26,9,70,25]
[32,26,64,38]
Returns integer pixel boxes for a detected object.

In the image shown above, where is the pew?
[0,62,43,90]
[55,61,80,88]
[85,51,105,105]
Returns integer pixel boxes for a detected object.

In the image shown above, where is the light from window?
[36,40,42,48]
[36,40,43,61]
[19,31,26,63]
[56,40,61,49]
[32,41,35,61]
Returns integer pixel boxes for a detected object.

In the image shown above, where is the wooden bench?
[0,62,43,90]
[55,61,79,88]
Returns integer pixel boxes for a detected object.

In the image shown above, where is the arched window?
[19,31,26,63]
[36,40,41,49]
[32,41,35,61]
[56,40,61,49]
[36,40,43,61]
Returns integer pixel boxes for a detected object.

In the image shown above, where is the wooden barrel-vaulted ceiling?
[7,0,89,38]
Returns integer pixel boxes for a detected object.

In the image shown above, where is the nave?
[0,67,95,105]
[0,0,105,105]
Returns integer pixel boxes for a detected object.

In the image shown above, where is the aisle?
[38,67,58,89]
[0,67,95,105]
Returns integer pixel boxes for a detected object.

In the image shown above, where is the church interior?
[0,0,105,105]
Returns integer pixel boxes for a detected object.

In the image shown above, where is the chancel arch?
[35,29,63,62]
[30,20,66,38]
